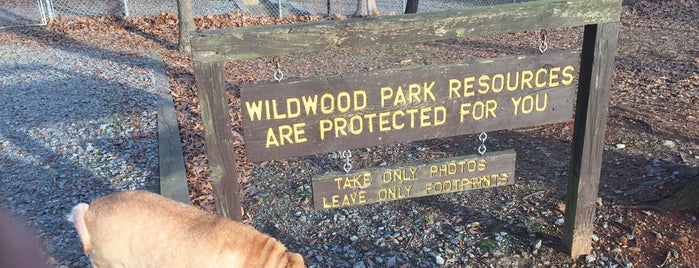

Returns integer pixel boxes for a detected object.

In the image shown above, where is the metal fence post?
[278,0,282,19]
[123,0,130,17]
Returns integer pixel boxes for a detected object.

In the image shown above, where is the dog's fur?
[68,190,304,268]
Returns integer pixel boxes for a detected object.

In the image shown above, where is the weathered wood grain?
[563,22,619,258]
[241,51,579,162]
[189,2,622,258]
[191,0,621,62]
[152,50,190,204]
[193,61,243,220]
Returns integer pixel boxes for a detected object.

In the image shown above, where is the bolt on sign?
[240,51,579,162]
[312,150,516,210]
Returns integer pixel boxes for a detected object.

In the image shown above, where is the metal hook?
[272,56,284,82]
[341,150,352,173]
[539,41,548,54]
[478,132,488,155]
[273,69,284,82]
[538,29,548,54]
[540,29,547,42]
[272,56,281,69]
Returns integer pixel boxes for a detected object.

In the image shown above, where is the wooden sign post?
[563,23,619,257]
[190,0,621,258]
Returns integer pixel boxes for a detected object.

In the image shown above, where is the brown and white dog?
[68,190,305,268]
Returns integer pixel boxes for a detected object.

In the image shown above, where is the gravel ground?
[0,43,160,266]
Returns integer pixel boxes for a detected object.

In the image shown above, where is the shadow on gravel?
[0,53,161,265]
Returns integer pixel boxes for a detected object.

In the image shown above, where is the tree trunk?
[177,0,195,53]
[353,0,379,17]
[405,0,419,14]
[658,175,699,212]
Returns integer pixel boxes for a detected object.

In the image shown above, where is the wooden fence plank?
[193,61,243,220]
[191,0,621,62]
[152,50,190,204]
[562,22,620,258]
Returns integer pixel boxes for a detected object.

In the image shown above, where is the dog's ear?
[67,203,91,255]
[286,252,306,268]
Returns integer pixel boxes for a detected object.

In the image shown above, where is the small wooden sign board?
[312,149,516,210]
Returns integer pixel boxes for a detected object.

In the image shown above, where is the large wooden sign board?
[241,51,578,162]
[313,150,516,210]
[190,0,622,258]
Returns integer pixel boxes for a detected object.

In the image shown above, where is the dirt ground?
[1,0,697,267]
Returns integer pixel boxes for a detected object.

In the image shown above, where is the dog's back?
[69,190,304,268]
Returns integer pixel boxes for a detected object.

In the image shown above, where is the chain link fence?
[0,0,52,28]
[286,0,528,16]
[2,0,532,28]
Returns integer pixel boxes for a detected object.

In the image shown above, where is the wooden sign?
[193,0,621,257]
[241,51,579,162]
[312,150,516,210]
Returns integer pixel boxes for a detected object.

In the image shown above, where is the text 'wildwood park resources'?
[241,51,579,162]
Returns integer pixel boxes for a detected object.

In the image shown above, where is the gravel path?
[0,43,161,266]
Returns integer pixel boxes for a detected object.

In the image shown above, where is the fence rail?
[1,0,530,29]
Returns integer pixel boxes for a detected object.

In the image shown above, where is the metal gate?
[0,0,52,29]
